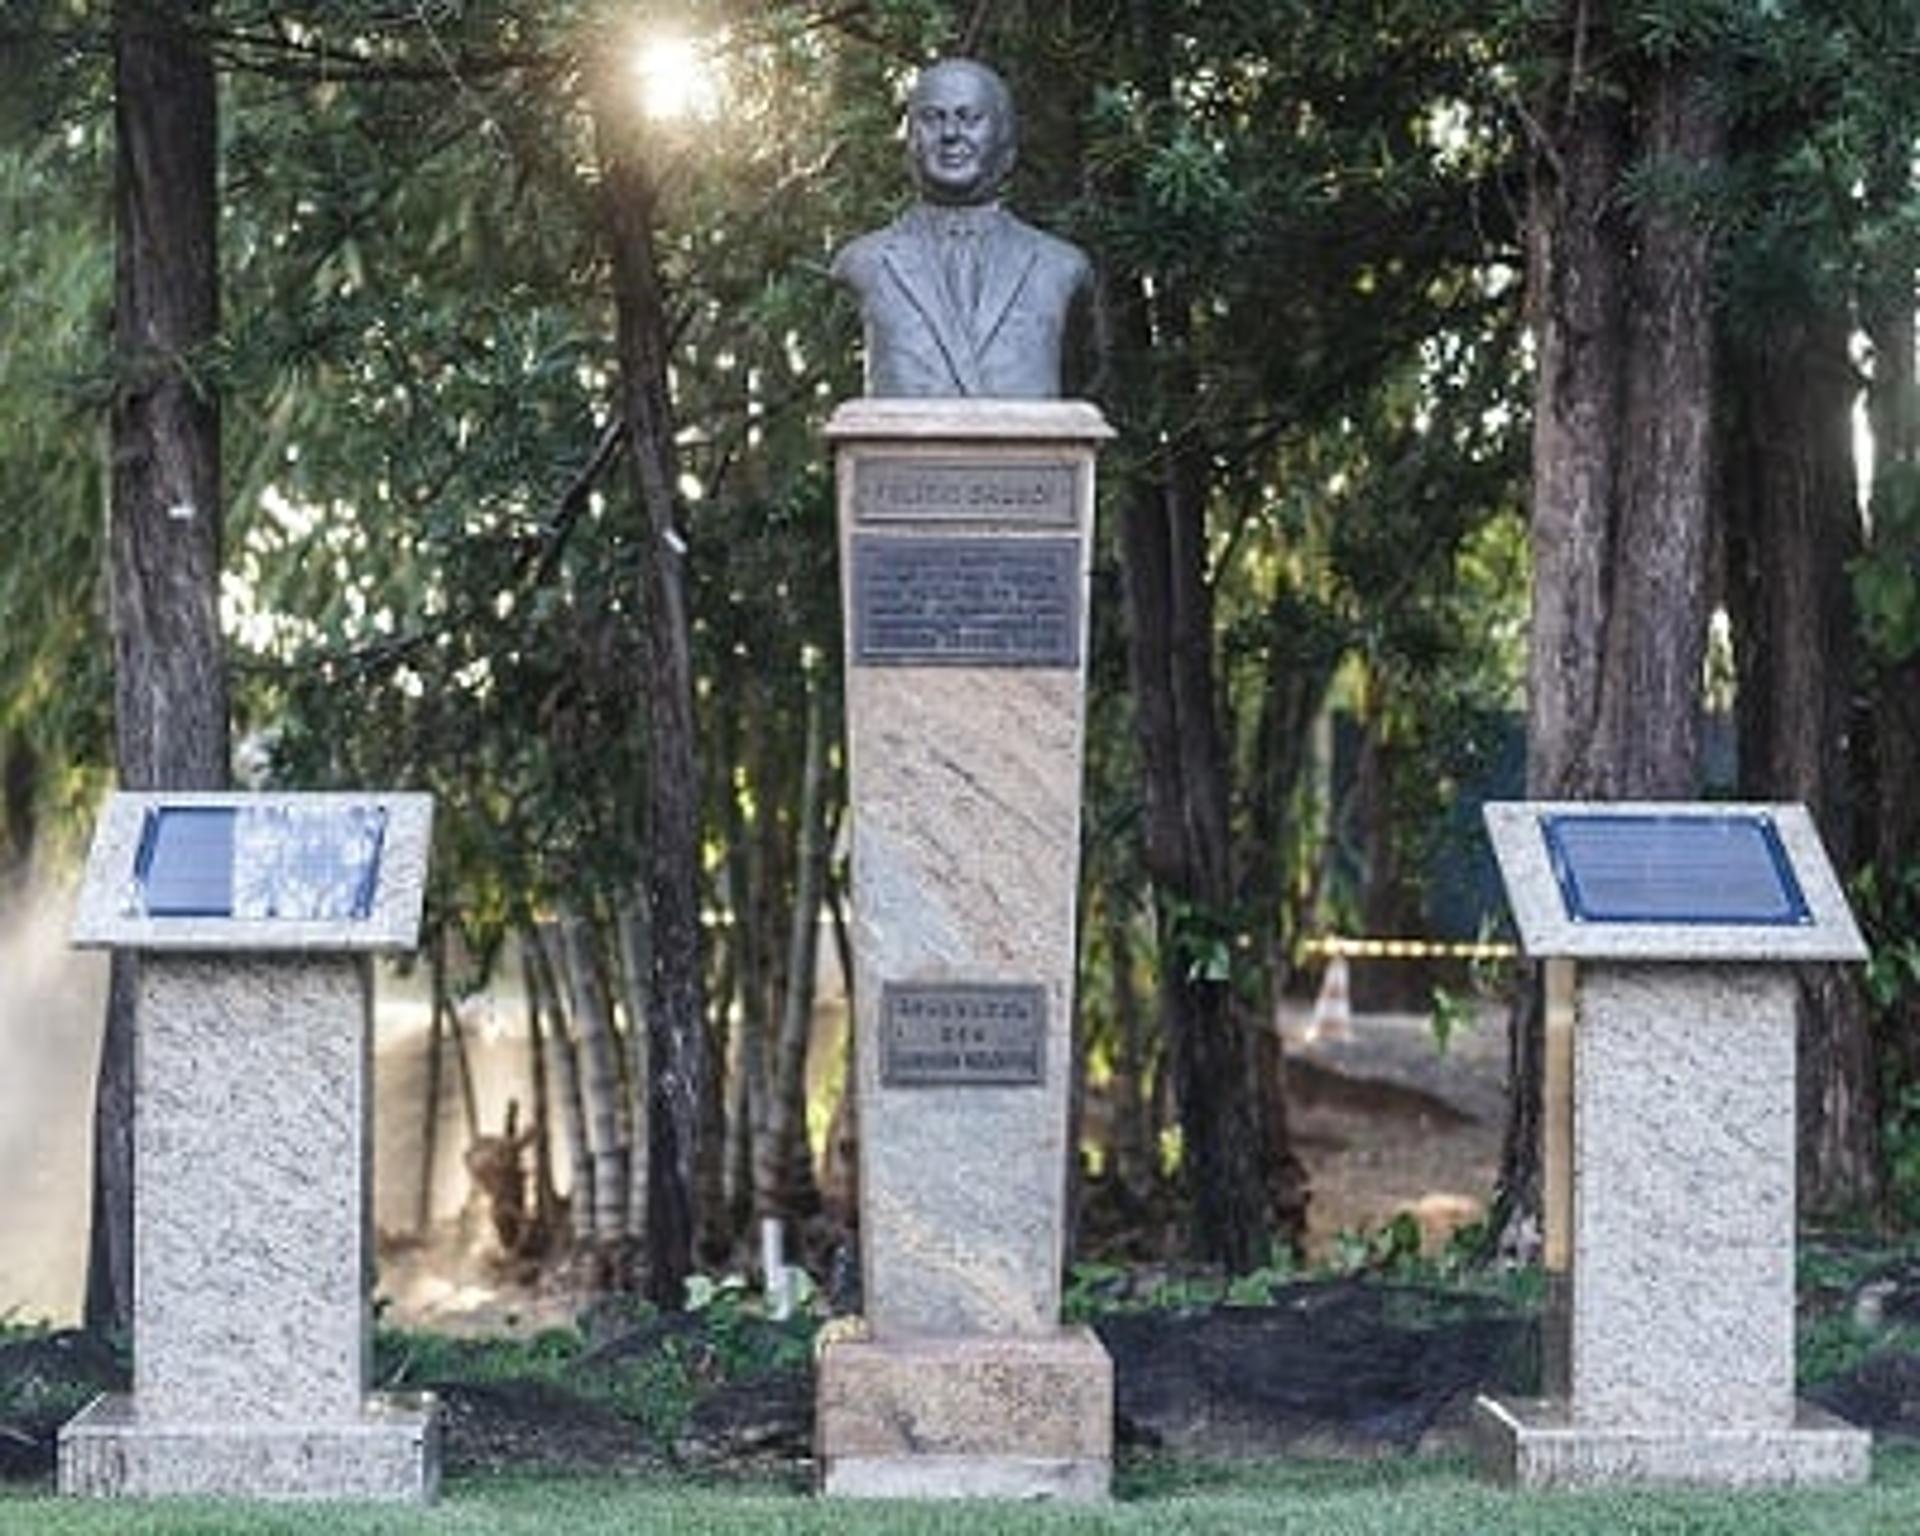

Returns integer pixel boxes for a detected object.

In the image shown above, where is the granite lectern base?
[62,793,440,1503]
[816,1330,1111,1500]
[1472,1398,1868,1490]
[59,1393,441,1502]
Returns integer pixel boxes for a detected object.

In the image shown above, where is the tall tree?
[1498,0,1723,1234]
[86,0,232,1337]
[590,40,706,1308]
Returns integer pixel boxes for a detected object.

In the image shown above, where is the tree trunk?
[519,940,564,1241]
[87,0,230,1340]
[528,921,597,1245]
[1496,3,1720,1245]
[1864,124,1920,1102]
[544,911,630,1278]
[1102,894,1155,1204]
[1724,307,1878,1214]
[592,58,705,1308]
[614,900,652,1241]
[758,671,830,1229]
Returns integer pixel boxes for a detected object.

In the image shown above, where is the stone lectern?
[61,791,440,1502]
[814,398,1114,1499]
[1474,801,1871,1489]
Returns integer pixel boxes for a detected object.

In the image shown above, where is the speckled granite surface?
[817,1331,1111,1501]
[833,407,1106,1340]
[60,1392,439,1501]
[821,403,1113,1501]
[60,797,440,1502]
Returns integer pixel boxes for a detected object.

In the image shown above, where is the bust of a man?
[833,59,1091,399]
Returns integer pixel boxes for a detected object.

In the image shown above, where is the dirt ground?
[375,991,1509,1332]
[1280,994,1509,1261]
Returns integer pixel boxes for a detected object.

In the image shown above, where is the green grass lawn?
[4,1452,1920,1535]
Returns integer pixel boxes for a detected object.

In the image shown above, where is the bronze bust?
[833,59,1091,399]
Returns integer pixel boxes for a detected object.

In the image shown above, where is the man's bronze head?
[905,59,1017,206]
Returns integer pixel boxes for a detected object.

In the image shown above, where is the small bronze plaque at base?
[881,982,1046,1087]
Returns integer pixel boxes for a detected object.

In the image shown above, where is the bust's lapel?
[879,217,984,395]
[972,213,1038,362]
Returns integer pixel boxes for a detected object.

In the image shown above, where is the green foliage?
[1881,1085,1920,1231]
[1426,985,1477,1055]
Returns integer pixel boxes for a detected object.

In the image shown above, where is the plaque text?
[881,983,1047,1088]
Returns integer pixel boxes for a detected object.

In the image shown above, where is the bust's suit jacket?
[833,204,1091,398]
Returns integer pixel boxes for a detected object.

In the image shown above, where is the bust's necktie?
[943,225,982,320]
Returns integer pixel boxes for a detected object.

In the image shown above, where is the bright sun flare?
[633,34,720,122]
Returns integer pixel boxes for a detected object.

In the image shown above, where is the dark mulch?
[1808,1352,1920,1440]
[0,1329,127,1480]
[675,1367,813,1467]
[1098,1280,1536,1457]
[0,1282,1539,1483]
[427,1378,659,1475]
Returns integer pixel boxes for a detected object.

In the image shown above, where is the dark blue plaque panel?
[135,805,387,920]
[135,808,238,917]
[1541,813,1811,926]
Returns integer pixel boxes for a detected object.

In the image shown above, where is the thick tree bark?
[1724,308,1878,1214]
[1496,3,1720,1245]
[1096,0,1290,1271]
[1109,278,1273,1270]
[87,0,230,1339]
[1864,133,1920,1099]
[594,64,705,1307]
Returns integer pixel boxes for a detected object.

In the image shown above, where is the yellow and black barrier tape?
[1301,935,1518,961]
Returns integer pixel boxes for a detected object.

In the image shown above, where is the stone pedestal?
[1474,801,1871,1489]
[62,792,439,1502]
[818,399,1113,1500]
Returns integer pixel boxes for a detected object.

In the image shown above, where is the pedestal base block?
[58,1392,441,1502]
[817,1330,1111,1500]
[1472,1395,1869,1489]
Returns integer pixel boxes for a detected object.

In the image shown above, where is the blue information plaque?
[1542,812,1811,926]
[135,804,387,920]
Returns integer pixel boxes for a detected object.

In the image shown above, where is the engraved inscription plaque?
[852,535,1080,667]
[881,982,1046,1087]
[1541,812,1812,926]
[855,458,1078,526]
[134,804,389,920]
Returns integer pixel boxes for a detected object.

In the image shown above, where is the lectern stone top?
[72,790,433,952]
[1483,800,1866,963]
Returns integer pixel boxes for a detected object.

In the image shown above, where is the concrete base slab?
[1472,1395,1870,1489]
[817,1328,1111,1501]
[58,1391,441,1502]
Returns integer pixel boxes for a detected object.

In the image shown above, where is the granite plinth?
[1571,964,1797,1425]
[833,403,1107,1340]
[817,1330,1111,1501]
[58,1392,440,1502]
[134,956,375,1423]
[1472,1396,1869,1489]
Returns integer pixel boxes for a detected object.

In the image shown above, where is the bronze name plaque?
[880,982,1046,1088]
[855,459,1078,526]
[851,535,1080,667]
